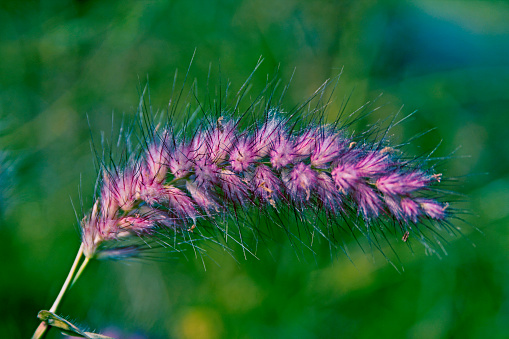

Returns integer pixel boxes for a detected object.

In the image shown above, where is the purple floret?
[284,162,317,201]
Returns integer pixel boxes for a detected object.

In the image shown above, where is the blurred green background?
[1,0,508,338]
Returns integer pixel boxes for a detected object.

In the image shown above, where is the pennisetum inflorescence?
[81,109,450,260]
[32,66,460,338]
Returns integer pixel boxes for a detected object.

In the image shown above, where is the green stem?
[71,256,90,288]
[32,243,87,339]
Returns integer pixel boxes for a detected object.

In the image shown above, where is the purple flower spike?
[80,81,459,261]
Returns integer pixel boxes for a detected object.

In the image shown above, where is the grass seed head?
[80,73,456,262]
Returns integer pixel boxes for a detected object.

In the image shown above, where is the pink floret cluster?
[81,113,448,258]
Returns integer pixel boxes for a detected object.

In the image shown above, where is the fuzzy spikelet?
[376,171,433,196]
[251,164,282,204]
[315,172,342,212]
[230,136,257,172]
[186,181,218,214]
[81,101,453,260]
[112,168,141,211]
[169,143,193,178]
[418,199,447,220]
[284,163,317,201]
[254,118,280,157]
[270,133,294,170]
[400,198,420,223]
[310,132,345,167]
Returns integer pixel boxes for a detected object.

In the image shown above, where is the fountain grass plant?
[32,63,461,338]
